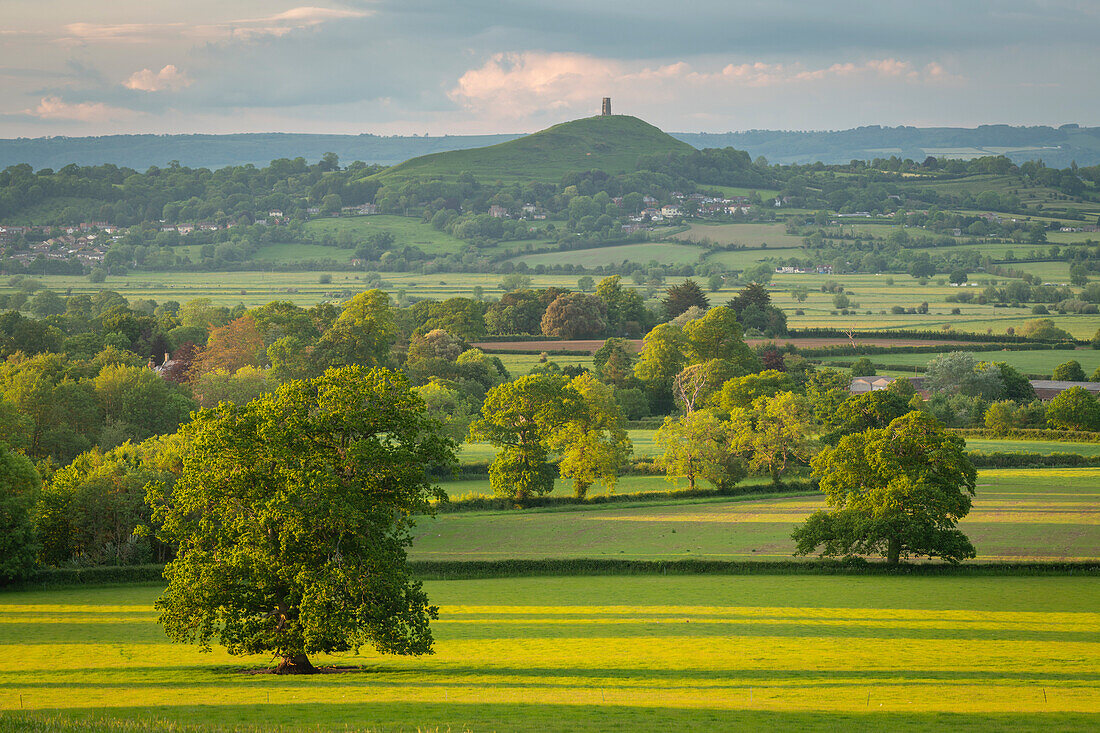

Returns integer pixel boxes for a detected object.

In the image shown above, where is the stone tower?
[601,97,612,116]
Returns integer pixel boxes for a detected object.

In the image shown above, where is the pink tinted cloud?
[451,53,962,118]
[124,64,192,92]
[25,96,135,122]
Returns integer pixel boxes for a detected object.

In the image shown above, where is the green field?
[965,439,1100,456]
[513,242,707,268]
[251,243,356,264]
[817,348,1100,375]
[674,222,806,249]
[1,577,1097,731]
[302,214,470,255]
[412,468,1100,562]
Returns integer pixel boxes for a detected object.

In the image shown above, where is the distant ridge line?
[1,123,1097,170]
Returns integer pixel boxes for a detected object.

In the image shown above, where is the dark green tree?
[149,367,455,674]
[663,280,709,318]
[793,412,977,565]
[0,443,40,581]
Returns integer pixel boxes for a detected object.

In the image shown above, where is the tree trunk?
[275,654,317,675]
[887,537,901,566]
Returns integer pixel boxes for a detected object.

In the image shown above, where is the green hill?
[376,115,694,183]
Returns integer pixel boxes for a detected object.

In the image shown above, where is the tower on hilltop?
[601,97,612,116]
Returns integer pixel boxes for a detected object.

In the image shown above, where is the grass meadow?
[512,242,707,268]
[301,215,470,255]
[1,576,1097,732]
[413,468,1100,562]
[816,348,1100,375]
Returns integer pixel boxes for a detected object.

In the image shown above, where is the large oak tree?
[149,366,455,674]
[793,411,977,565]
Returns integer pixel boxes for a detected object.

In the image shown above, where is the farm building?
[1030,380,1100,400]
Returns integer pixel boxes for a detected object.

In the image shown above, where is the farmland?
[1,574,1097,732]
[673,222,806,249]
[302,214,473,255]
[513,242,707,268]
[816,348,1100,376]
[414,468,1100,563]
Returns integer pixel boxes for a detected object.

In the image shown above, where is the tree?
[190,366,272,409]
[596,275,646,336]
[313,289,396,369]
[655,409,744,492]
[1019,319,1072,341]
[540,292,608,339]
[37,439,174,567]
[467,374,584,501]
[549,374,632,498]
[499,273,532,292]
[984,400,1026,433]
[793,411,977,565]
[683,306,755,369]
[593,338,638,388]
[93,363,196,444]
[663,280,709,318]
[1053,360,1087,382]
[577,276,595,292]
[1045,387,1100,430]
[718,370,795,410]
[188,314,266,380]
[981,361,1035,402]
[729,392,818,485]
[149,367,456,674]
[849,357,875,376]
[634,323,688,407]
[822,390,911,444]
[0,443,39,581]
[949,269,968,285]
[924,352,1004,399]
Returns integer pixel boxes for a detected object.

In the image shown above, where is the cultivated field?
[413,468,1100,562]
[1,576,1096,731]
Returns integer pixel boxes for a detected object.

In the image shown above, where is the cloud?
[59,6,370,45]
[25,96,135,122]
[124,65,192,92]
[450,53,961,119]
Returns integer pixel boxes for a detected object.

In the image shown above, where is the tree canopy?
[793,411,977,565]
[149,366,455,674]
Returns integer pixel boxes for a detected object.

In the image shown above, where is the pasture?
[3,255,1099,337]
[815,348,1100,376]
[512,242,707,268]
[673,222,805,249]
[0,577,1096,732]
[412,468,1100,562]
[301,214,470,255]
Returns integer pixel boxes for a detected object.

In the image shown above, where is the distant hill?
[0,132,522,171]
[673,125,1100,168]
[1,123,1098,172]
[377,115,695,182]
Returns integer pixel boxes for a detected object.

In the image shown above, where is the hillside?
[375,115,696,182]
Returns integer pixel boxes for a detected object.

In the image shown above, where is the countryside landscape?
[1,2,1099,732]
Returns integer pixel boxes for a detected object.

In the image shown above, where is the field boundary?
[408,558,1100,579]
[8,557,1099,592]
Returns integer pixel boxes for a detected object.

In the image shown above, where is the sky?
[1,1,1097,138]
